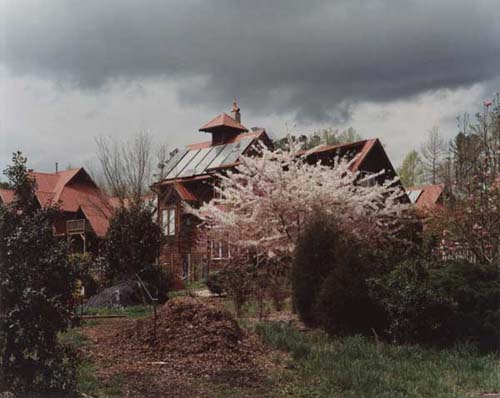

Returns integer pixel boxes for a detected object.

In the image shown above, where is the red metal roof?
[406,183,445,210]
[80,203,112,238]
[0,168,112,237]
[0,189,14,204]
[302,138,379,171]
[186,129,265,150]
[173,182,197,202]
[199,113,248,133]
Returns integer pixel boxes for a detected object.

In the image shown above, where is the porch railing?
[67,219,87,235]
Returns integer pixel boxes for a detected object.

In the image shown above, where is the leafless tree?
[123,132,153,204]
[155,143,170,181]
[95,132,166,206]
[420,126,447,184]
[84,159,108,192]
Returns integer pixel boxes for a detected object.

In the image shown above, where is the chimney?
[231,99,241,123]
[55,162,59,173]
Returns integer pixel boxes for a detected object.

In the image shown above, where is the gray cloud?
[1,0,500,122]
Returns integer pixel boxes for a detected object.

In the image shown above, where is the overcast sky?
[1,0,499,178]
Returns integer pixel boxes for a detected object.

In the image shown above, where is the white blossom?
[188,141,410,261]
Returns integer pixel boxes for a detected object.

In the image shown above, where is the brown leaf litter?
[81,297,282,397]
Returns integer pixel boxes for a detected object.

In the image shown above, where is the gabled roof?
[406,183,445,210]
[0,168,112,237]
[199,113,248,133]
[303,138,396,174]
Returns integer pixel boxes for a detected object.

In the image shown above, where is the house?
[406,183,445,211]
[0,168,113,254]
[152,102,402,280]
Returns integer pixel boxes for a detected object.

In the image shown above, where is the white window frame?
[210,240,232,260]
[162,207,176,236]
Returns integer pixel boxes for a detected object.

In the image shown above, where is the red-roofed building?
[0,168,114,253]
[152,103,403,280]
[406,183,445,211]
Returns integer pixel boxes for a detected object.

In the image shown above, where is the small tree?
[420,127,447,184]
[0,152,77,396]
[397,150,425,187]
[105,204,162,280]
[104,204,172,302]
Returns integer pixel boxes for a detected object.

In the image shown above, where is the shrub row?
[292,212,500,351]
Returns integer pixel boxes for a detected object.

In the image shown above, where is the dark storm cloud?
[2,0,500,122]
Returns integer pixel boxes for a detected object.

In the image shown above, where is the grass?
[59,307,153,397]
[62,299,500,397]
[59,326,124,397]
[255,322,500,398]
[185,280,207,290]
[223,298,292,319]
[168,280,208,299]
[82,304,152,318]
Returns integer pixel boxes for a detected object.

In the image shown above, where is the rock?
[85,280,144,308]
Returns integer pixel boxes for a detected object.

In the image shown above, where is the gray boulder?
[85,280,144,308]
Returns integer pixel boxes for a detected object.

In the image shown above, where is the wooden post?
[80,233,87,254]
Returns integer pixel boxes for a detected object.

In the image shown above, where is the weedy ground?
[60,298,500,398]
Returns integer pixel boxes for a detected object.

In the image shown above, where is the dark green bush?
[105,204,162,280]
[292,211,384,335]
[0,152,77,396]
[314,249,387,336]
[370,258,500,350]
[430,261,500,351]
[369,258,456,345]
[206,271,225,296]
[138,264,173,304]
[292,212,341,326]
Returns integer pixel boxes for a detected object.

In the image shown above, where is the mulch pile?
[81,297,278,397]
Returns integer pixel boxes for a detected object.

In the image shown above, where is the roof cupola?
[199,101,248,145]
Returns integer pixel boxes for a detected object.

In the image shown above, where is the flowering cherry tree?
[188,142,410,263]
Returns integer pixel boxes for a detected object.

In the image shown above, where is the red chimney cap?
[199,113,248,133]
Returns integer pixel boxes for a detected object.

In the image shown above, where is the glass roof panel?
[165,149,200,179]
[177,146,213,178]
[196,144,225,173]
[207,143,235,169]
[162,148,188,177]
[221,137,254,166]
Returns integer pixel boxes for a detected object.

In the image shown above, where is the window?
[162,207,176,236]
[210,241,231,260]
